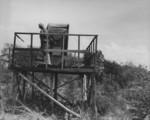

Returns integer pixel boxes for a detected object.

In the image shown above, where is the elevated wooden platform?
[10,29,98,118]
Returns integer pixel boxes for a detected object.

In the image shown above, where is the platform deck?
[10,65,95,74]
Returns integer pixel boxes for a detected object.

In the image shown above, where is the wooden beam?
[56,93,72,106]
[12,34,17,66]
[50,73,54,106]
[54,73,58,100]
[14,48,86,53]
[31,72,34,98]
[16,74,23,100]
[18,72,80,117]
[30,34,33,67]
[22,78,26,99]
[78,36,80,69]
[16,34,24,42]
[57,76,80,89]
[45,49,86,53]
[12,66,95,74]
[26,72,51,91]
[61,36,65,69]
[83,74,87,102]
[12,72,17,106]
[14,48,41,51]
[15,32,97,37]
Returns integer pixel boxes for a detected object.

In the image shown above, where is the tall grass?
[0,99,56,120]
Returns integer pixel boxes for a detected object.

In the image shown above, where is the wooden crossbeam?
[27,72,51,90]
[57,77,81,89]
[56,93,72,106]
[18,72,80,118]
[16,34,24,42]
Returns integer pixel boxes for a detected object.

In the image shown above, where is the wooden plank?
[45,49,86,53]
[11,66,95,74]
[18,72,80,118]
[14,48,86,53]
[15,32,97,37]
[14,48,41,51]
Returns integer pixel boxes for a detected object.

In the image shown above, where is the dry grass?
[0,99,132,120]
[0,100,56,120]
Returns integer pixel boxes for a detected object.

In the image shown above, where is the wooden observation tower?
[10,24,98,118]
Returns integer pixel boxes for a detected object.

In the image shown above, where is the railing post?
[30,34,33,68]
[78,35,80,69]
[46,33,49,69]
[92,38,95,65]
[12,33,17,67]
[95,35,98,67]
[61,35,65,69]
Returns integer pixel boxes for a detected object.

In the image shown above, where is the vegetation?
[0,43,150,120]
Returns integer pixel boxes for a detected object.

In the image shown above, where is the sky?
[0,0,150,68]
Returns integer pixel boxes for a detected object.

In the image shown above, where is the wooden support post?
[12,72,17,105]
[16,73,23,100]
[82,74,88,110]
[47,73,52,94]
[31,72,34,98]
[50,73,54,106]
[54,73,58,100]
[22,78,26,100]
[83,74,87,102]
[53,73,58,113]
[81,74,84,109]
[90,74,97,120]
[88,75,92,106]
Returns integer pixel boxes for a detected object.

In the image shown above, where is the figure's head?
[39,23,44,29]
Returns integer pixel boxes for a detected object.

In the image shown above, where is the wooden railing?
[86,35,98,67]
[11,32,98,70]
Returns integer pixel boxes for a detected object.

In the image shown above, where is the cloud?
[100,43,149,67]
